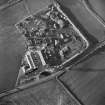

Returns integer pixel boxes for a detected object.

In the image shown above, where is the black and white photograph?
[0,0,105,105]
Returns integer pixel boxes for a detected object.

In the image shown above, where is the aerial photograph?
[0,0,105,105]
